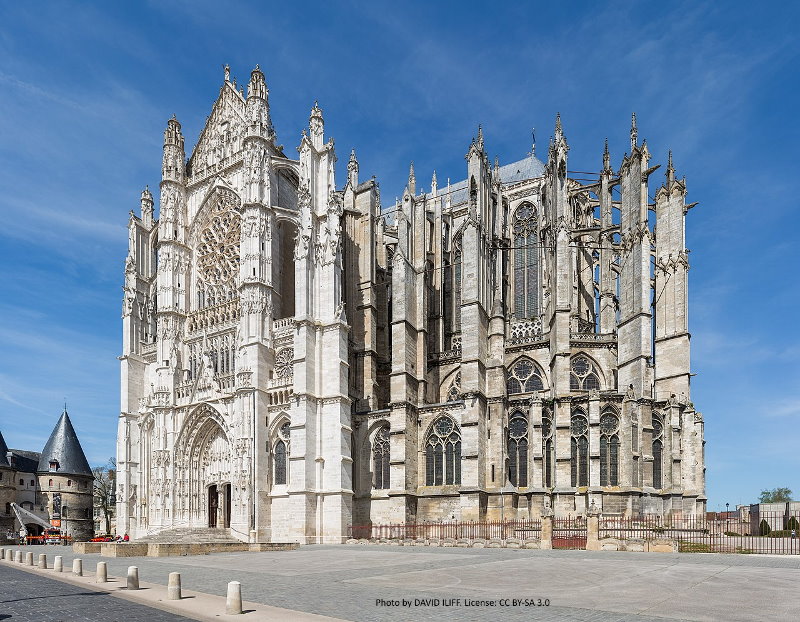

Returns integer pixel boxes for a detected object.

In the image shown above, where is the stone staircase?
[137,527,241,544]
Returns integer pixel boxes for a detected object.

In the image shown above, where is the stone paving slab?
[3,545,799,621]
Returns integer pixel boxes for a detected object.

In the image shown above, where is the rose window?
[275,348,294,379]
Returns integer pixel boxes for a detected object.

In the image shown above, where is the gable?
[187,83,246,182]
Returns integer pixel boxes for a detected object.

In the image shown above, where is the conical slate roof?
[0,430,9,467]
[36,410,92,477]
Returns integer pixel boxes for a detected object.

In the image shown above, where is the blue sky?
[0,1,797,509]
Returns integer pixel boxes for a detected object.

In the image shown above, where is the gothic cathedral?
[117,66,705,543]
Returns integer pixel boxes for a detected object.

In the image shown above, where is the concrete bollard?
[38,554,47,569]
[226,581,242,615]
[54,555,63,572]
[15,550,22,563]
[73,558,82,576]
[168,572,182,600]
[4,549,11,561]
[96,561,107,583]
[127,566,139,590]
[25,552,33,566]
[0,547,4,559]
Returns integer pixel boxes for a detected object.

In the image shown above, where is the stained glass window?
[570,412,589,487]
[508,411,529,487]
[570,355,601,392]
[274,440,287,485]
[652,415,664,489]
[426,416,461,486]
[513,203,538,319]
[372,425,390,490]
[599,413,619,486]
[507,358,544,395]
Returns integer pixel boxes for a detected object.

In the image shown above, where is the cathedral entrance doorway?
[208,485,219,528]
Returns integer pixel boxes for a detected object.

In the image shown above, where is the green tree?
[759,519,771,536]
[759,487,793,503]
[92,458,116,535]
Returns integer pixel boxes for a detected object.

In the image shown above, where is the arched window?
[570,355,601,391]
[425,416,461,486]
[508,411,528,487]
[542,411,554,488]
[274,422,290,486]
[652,415,663,489]
[570,412,589,487]
[512,203,538,319]
[507,358,544,395]
[372,425,390,490]
[599,412,620,486]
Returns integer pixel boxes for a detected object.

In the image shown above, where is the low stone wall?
[596,537,678,553]
[346,538,542,549]
[249,543,299,552]
[99,541,299,557]
[147,542,249,557]
[100,542,149,557]
[72,542,102,554]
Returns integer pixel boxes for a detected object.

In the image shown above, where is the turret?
[246,64,274,140]
[162,116,184,184]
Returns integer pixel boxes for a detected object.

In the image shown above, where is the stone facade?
[117,66,705,544]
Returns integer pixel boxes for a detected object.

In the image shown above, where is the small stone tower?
[0,431,15,539]
[36,410,94,541]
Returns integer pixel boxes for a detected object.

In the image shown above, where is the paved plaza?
[0,562,192,622]
[1,545,799,621]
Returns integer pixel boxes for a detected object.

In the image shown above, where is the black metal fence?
[600,512,800,555]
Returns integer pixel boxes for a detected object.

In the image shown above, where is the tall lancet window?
[508,411,529,487]
[274,422,290,486]
[512,203,539,319]
[652,415,664,489]
[570,412,589,487]
[599,412,620,486]
[372,425,390,490]
[425,416,461,486]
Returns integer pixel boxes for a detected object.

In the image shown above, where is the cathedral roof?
[0,430,9,466]
[413,154,545,208]
[36,410,93,477]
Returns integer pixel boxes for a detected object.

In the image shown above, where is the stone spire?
[431,170,438,196]
[36,409,92,477]
[477,124,484,150]
[348,148,359,187]
[666,150,675,187]
[493,155,500,183]
[630,112,638,151]
[309,101,324,148]
[140,185,154,226]
[603,138,611,174]
[407,161,416,195]
[555,113,563,139]
[224,63,230,83]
